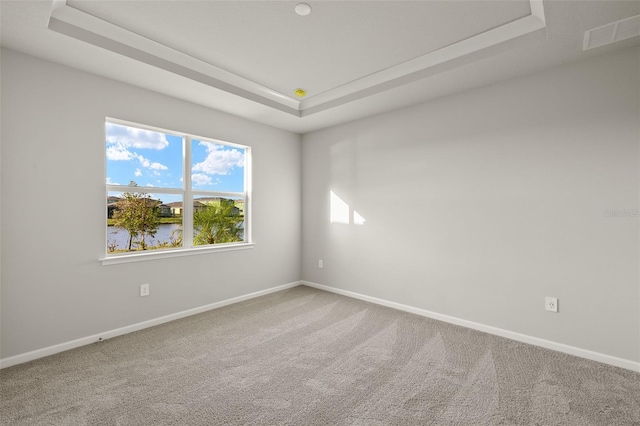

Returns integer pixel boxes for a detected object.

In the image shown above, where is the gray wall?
[302,47,640,363]
[2,46,639,366]
[0,49,301,359]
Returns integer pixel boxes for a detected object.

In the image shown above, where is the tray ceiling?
[65,0,532,97]
[2,1,639,133]
[48,0,545,116]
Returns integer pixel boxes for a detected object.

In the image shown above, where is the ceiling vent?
[583,14,640,50]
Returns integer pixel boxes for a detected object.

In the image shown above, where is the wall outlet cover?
[140,283,150,297]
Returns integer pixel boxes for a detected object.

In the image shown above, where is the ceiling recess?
[583,14,640,51]
[47,0,547,118]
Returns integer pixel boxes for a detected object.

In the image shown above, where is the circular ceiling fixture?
[295,3,312,16]
[294,88,307,97]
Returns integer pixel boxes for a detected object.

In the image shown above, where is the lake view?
[107,223,181,251]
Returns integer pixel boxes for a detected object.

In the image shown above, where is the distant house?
[157,203,172,217]
[196,197,241,216]
[165,200,208,216]
[234,199,245,215]
[192,201,208,213]
[108,196,241,218]
[195,197,222,203]
[107,196,172,218]
[107,196,122,218]
[166,201,184,216]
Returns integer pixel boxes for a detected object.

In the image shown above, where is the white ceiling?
[65,0,532,97]
[1,1,639,134]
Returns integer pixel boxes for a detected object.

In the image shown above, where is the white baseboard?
[4,280,638,373]
[0,281,302,370]
[301,281,640,373]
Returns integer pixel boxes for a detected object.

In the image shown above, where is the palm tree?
[193,199,243,245]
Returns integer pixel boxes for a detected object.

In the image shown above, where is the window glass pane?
[192,196,245,246]
[107,191,183,253]
[106,123,183,189]
[105,119,250,259]
[191,139,245,192]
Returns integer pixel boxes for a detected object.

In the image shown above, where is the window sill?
[99,243,255,266]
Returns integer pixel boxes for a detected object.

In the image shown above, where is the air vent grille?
[583,14,640,50]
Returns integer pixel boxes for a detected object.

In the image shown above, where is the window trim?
[99,243,255,266]
[103,118,252,264]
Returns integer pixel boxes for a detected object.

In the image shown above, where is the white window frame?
[101,118,253,265]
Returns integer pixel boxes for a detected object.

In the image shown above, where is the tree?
[193,199,243,245]
[112,186,161,251]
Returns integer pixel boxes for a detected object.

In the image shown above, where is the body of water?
[107,223,181,251]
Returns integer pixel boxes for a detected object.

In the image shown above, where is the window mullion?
[244,147,251,243]
[183,135,193,248]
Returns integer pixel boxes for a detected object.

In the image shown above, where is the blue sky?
[106,123,245,203]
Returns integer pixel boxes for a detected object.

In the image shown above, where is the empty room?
[1,0,639,424]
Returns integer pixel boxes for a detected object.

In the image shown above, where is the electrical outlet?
[140,283,150,297]
[545,297,558,312]
[318,259,323,269]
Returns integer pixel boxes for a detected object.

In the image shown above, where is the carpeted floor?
[1,285,639,425]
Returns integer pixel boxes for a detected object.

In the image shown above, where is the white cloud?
[106,145,134,161]
[106,123,169,150]
[106,124,169,176]
[126,150,169,171]
[192,173,213,186]
[192,143,244,176]
[149,162,168,171]
[106,177,120,185]
[134,154,167,171]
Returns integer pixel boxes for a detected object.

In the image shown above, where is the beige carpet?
[1,285,639,425]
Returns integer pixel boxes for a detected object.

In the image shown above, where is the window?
[104,119,251,263]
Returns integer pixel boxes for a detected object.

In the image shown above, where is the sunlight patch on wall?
[330,191,350,224]
[353,210,366,225]
[330,191,366,225]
